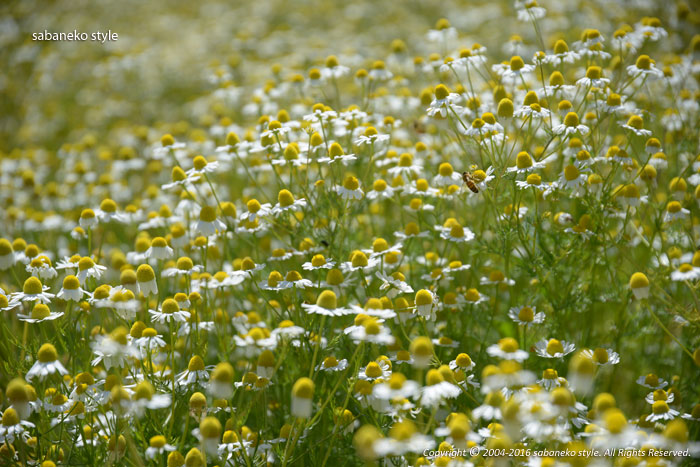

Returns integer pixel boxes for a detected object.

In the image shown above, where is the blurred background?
[1,0,696,154]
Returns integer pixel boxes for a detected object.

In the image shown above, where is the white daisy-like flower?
[196,206,228,236]
[302,255,335,270]
[25,256,57,280]
[637,374,668,390]
[645,389,675,406]
[620,115,652,137]
[472,392,505,420]
[537,368,566,390]
[335,176,364,200]
[271,191,307,215]
[365,179,395,200]
[464,288,489,306]
[145,237,174,259]
[420,375,461,408]
[487,338,529,361]
[26,343,68,381]
[0,290,21,312]
[581,347,620,366]
[279,271,314,289]
[534,338,576,359]
[558,165,588,192]
[316,356,348,372]
[493,56,535,81]
[508,306,545,326]
[646,401,680,422]
[663,201,690,223]
[376,271,414,298]
[354,129,390,146]
[301,290,349,317]
[670,263,700,281]
[506,151,546,174]
[439,223,475,243]
[162,257,203,278]
[349,320,395,345]
[145,437,176,460]
[0,408,34,444]
[449,353,476,373]
[317,144,357,165]
[11,277,55,304]
[516,1,546,21]
[426,89,462,118]
[626,55,664,79]
[149,298,191,324]
[340,252,380,273]
[56,275,86,302]
[553,112,590,136]
[17,303,64,323]
[513,103,551,119]
[75,257,107,285]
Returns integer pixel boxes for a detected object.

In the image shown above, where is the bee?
[461,171,479,193]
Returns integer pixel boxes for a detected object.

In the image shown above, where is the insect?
[462,171,479,193]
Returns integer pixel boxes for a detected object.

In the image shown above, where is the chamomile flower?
[162,256,203,277]
[76,256,107,284]
[316,356,348,372]
[621,115,652,137]
[56,275,86,302]
[494,56,535,81]
[545,39,580,65]
[145,237,174,259]
[354,126,390,146]
[302,254,335,270]
[17,303,63,323]
[487,338,529,361]
[646,401,680,422]
[150,298,191,324]
[353,318,396,344]
[426,85,462,118]
[12,277,55,304]
[0,239,15,270]
[420,368,461,408]
[581,348,620,366]
[271,189,307,215]
[196,205,227,236]
[576,66,609,88]
[535,339,576,359]
[538,369,566,390]
[335,175,363,200]
[553,112,589,136]
[508,306,545,326]
[637,373,668,390]
[302,290,349,316]
[507,151,546,174]
[26,343,67,381]
[145,436,176,460]
[0,408,34,444]
[373,420,434,456]
[664,201,689,222]
[439,222,475,243]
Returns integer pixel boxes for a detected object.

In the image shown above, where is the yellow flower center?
[343,176,360,191]
[546,339,564,355]
[316,290,337,309]
[564,165,580,181]
[516,152,533,169]
[499,338,519,353]
[37,343,58,363]
[518,306,534,322]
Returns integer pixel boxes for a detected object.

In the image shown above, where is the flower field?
[1,0,700,465]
